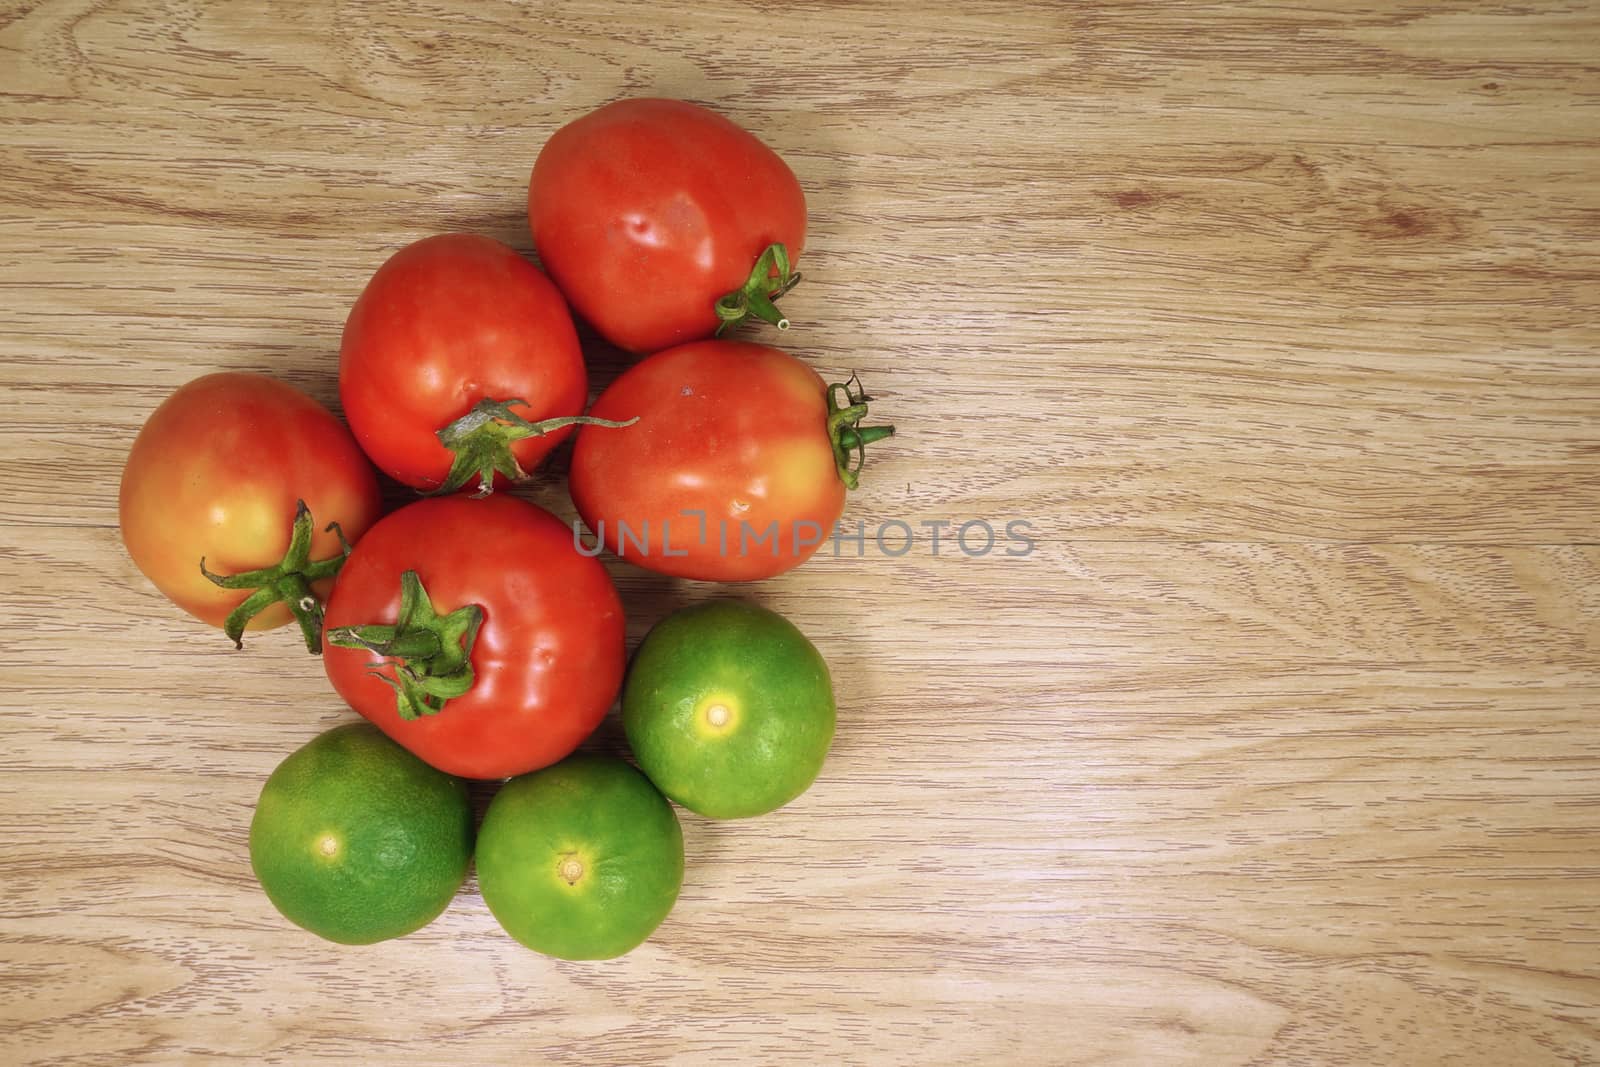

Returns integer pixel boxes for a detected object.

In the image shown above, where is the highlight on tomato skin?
[117,371,382,652]
[321,494,626,781]
[337,233,594,497]
[568,340,893,583]
[528,98,808,355]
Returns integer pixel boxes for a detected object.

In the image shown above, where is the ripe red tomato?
[339,233,596,496]
[119,372,381,650]
[323,494,625,780]
[529,98,807,355]
[568,341,893,582]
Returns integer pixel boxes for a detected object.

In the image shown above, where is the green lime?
[249,722,473,945]
[623,600,835,819]
[474,754,684,960]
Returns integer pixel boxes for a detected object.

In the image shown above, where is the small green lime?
[623,600,835,819]
[249,722,472,945]
[475,754,684,960]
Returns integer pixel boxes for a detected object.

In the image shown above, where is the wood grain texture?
[2,1,1598,1064]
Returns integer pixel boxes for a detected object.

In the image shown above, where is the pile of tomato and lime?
[117,99,893,959]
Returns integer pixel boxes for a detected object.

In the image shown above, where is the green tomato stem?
[431,397,639,497]
[197,500,351,653]
[844,425,896,448]
[824,377,895,491]
[714,243,802,337]
[325,570,484,721]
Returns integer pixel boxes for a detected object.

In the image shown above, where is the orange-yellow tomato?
[119,372,381,642]
[569,341,886,582]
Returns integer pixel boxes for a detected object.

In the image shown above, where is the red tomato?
[119,372,381,650]
[568,341,893,582]
[339,233,589,495]
[529,98,807,355]
[323,494,625,780]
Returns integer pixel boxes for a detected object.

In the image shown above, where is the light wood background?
[3,1,1598,1063]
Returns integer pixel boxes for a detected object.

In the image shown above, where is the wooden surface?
[3,1,1598,1063]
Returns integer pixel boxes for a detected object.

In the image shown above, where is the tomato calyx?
[197,500,352,654]
[431,398,638,497]
[826,375,896,491]
[714,243,802,338]
[325,570,484,721]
